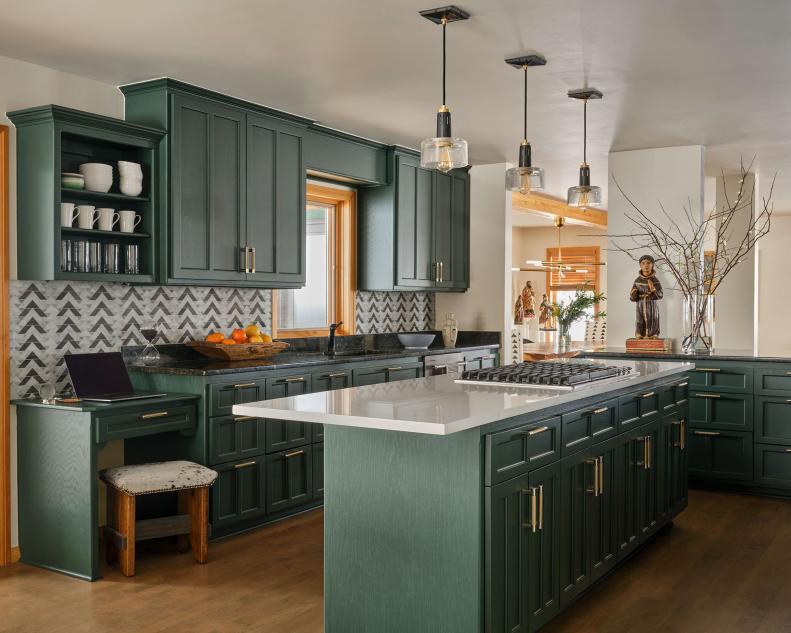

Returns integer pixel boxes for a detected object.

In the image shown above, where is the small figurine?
[522,281,536,319]
[630,254,663,339]
[539,293,554,329]
[513,293,525,324]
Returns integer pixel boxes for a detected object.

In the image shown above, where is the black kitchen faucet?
[325,322,343,356]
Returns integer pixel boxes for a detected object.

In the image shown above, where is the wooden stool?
[100,461,218,577]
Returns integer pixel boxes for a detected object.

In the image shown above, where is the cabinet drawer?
[755,397,791,445]
[209,378,266,417]
[265,445,314,514]
[619,388,660,430]
[755,444,791,489]
[311,368,352,393]
[208,414,266,465]
[486,416,560,486]
[353,366,388,386]
[386,363,422,382]
[689,364,752,393]
[755,367,791,396]
[659,377,689,412]
[561,399,618,456]
[211,457,267,530]
[689,392,752,431]
[265,420,312,453]
[96,405,195,443]
[688,429,753,482]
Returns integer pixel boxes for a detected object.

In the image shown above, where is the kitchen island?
[234,359,692,633]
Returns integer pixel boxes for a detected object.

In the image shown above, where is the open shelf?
[61,188,150,204]
[61,227,151,240]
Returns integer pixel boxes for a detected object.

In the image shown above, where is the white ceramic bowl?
[397,333,436,350]
[61,172,85,190]
[80,163,113,192]
[119,179,143,197]
[118,160,142,172]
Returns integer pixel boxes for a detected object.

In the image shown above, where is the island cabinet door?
[265,445,313,515]
[558,450,594,609]
[265,374,313,452]
[633,419,663,543]
[615,429,642,561]
[588,437,619,584]
[211,457,267,530]
[660,416,688,521]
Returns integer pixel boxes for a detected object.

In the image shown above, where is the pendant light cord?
[442,18,447,105]
[523,66,527,140]
[583,98,587,164]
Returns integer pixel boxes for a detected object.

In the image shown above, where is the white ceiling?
[1,0,789,209]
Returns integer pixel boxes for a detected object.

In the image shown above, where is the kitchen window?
[546,245,601,341]
[272,184,356,337]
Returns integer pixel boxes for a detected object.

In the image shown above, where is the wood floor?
[1,490,790,633]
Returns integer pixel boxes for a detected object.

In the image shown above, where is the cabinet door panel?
[689,365,753,393]
[246,119,276,274]
[755,397,791,445]
[265,374,312,452]
[635,420,662,541]
[211,458,266,529]
[386,364,422,382]
[313,443,324,500]
[689,393,752,430]
[209,414,266,465]
[755,444,791,489]
[487,417,561,485]
[211,113,245,273]
[689,430,753,481]
[615,431,640,561]
[755,367,791,396]
[265,446,314,515]
[559,451,592,608]
[396,156,434,288]
[448,171,470,289]
[275,131,304,278]
[589,439,618,583]
[353,366,388,386]
[209,378,266,417]
[527,462,560,632]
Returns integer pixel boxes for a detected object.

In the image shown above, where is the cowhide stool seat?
[100,460,218,577]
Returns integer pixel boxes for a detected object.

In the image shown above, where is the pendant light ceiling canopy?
[567,88,604,209]
[505,54,547,194]
[419,5,470,173]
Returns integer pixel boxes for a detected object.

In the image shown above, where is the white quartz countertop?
[233,360,693,435]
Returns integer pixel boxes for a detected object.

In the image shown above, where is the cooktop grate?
[455,360,633,390]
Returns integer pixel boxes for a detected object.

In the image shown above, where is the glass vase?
[558,322,572,348]
[682,294,715,354]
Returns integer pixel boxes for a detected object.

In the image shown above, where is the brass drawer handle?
[232,382,256,389]
[695,368,721,373]
[234,460,256,469]
[538,483,544,530]
[695,393,721,399]
[785,449,791,453]
[786,400,791,404]
[284,376,306,383]
[785,372,791,376]
[521,488,538,532]
[586,458,600,496]
[677,382,689,388]
[642,391,655,398]
[525,425,549,437]
[327,372,347,379]
[234,416,256,422]
[593,407,609,415]
[671,419,686,450]
[693,430,720,436]
[481,355,494,360]
[141,411,168,420]
[432,365,448,371]
[284,449,304,458]
[387,367,403,372]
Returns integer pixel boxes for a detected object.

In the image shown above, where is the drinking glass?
[103,242,120,274]
[72,240,89,273]
[60,239,73,272]
[124,244,139,274]
[88,241,101,273]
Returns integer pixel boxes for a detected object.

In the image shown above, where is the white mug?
[118,210,142,233]
[96,208,120,231]
[75,205,97,229]
[60,202,80,227]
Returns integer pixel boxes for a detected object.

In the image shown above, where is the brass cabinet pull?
[441,261,445,282]
[586,458,599,496]
[141,411,168,420]
[538,484,544,530]
[785,371,791,376]
[672,420,686,450]
[695,368,721,372]
[234,460,256,469]
[593,407,609,415]
[785,399,791,404]
[677,382,689,388]
[284,449,304,458]
[433,262,439,283]
[597,456,604,495]
[234,415,256,422]
[693,430,720,436]
[432,365,448,371]
[646,437,652,469]
[642,391,655,398]
[785,448,791,453]
[232,382,256,389]
[521,488,538,532]
[250,247,256,273]
[241,247,250,273]
[387,367,403,372]
[695,393,721,399]
[327,372,348,379]
[284,376,306,383]
[525,425,549,437]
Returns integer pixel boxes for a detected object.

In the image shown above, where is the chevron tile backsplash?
[9,281,433,399]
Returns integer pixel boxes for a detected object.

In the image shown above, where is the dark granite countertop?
[581,346,791,364]
[126,331,501,377]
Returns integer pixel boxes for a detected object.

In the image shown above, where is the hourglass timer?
[139,328,161,366]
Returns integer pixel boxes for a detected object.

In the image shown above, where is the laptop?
[64,352,165,402]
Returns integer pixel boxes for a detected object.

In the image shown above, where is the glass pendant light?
[567,88,604,208]
[419,6,470,173]
[505,54,547,193]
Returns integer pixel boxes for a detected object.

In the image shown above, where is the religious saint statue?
[539,293,553,329]
[630,254,663,339]
[513,293,525,324]
[521,281,536,319]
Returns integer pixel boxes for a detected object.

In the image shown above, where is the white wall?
[757,214,791,356]
[1,54,123,548]
[436,164,512,359]
[607,146,705,344]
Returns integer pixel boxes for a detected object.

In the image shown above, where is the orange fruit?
[221,338,236,345]
[245,324,261,338]
[248,335,264,344]
[260,333,272,344]
[205,332,224,344]
[231,328,248,343]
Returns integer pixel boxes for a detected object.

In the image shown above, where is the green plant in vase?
[549,287,606,346]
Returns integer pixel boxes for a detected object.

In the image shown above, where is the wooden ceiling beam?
[512,192,608,228]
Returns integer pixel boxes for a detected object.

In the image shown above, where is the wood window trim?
[545,245,602,316]
[0,126,9,566]
[272,184,356,339]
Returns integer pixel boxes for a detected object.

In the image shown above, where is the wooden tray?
[187,340,290,361]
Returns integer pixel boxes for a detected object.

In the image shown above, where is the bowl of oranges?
[188,324,290,361]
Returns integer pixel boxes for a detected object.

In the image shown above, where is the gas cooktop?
[455,360,634,391]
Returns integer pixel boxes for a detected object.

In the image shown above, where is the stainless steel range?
[455,360,634,390]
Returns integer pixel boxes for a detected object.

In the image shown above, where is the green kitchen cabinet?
[588,436,619,584]
[312,368,352,393]
[358,147,470,292]
[754,367,791,396]
[754,443,791,489]
[8,105,164,283]
[634,419,663,541]
[122,78,308,287]
[615,427,641,561]
[352,360,422,386]
[486,461,560,633]
[688,429,753,481]
[211,457,268,531]
[561,398,618,456]
[386,362,423,382]
[755,397,791,445]
[208,414,267,465]
[265,373,313,452]
[618,388,660,430]
[688,392,753,430]
[660,415,688,521]
[689,364,753,393]
[265,445,314,515]
[353,365,389,386]
[303,127,387,185]
[313,443,325,500]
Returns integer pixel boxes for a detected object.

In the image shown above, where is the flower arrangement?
[549,287,606,343]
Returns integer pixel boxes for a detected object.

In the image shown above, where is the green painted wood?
[211,457,267,530]
[95,404,195,443]
[265,445,313,514]
[486,416,561,486]
[265,373,313,452]
[434,169,470,290]
[313,443,324,500]
[304,127,387,185]
[386,363,423,382]
[754,366,791,396]
[324,425,483,633]
[689,363,753,393]
[615,428,641,561]
[688,392,753,431]
[688,429,753,481]
[396,154,435,289]
[558,449,593,608]
[754,443,791,489]
[635,418,662,541]
[660,415,688,521]
[209,377,266,417]
[589,436,619,584]
[208,414,267,465]
[352,365,389,386]
[755,397,791,445]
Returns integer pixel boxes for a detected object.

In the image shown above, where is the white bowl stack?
[118,161,143,197]
[79,163,113,193]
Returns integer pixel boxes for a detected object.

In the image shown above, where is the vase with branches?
[610,158,774,353]
[549,287,606,346]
